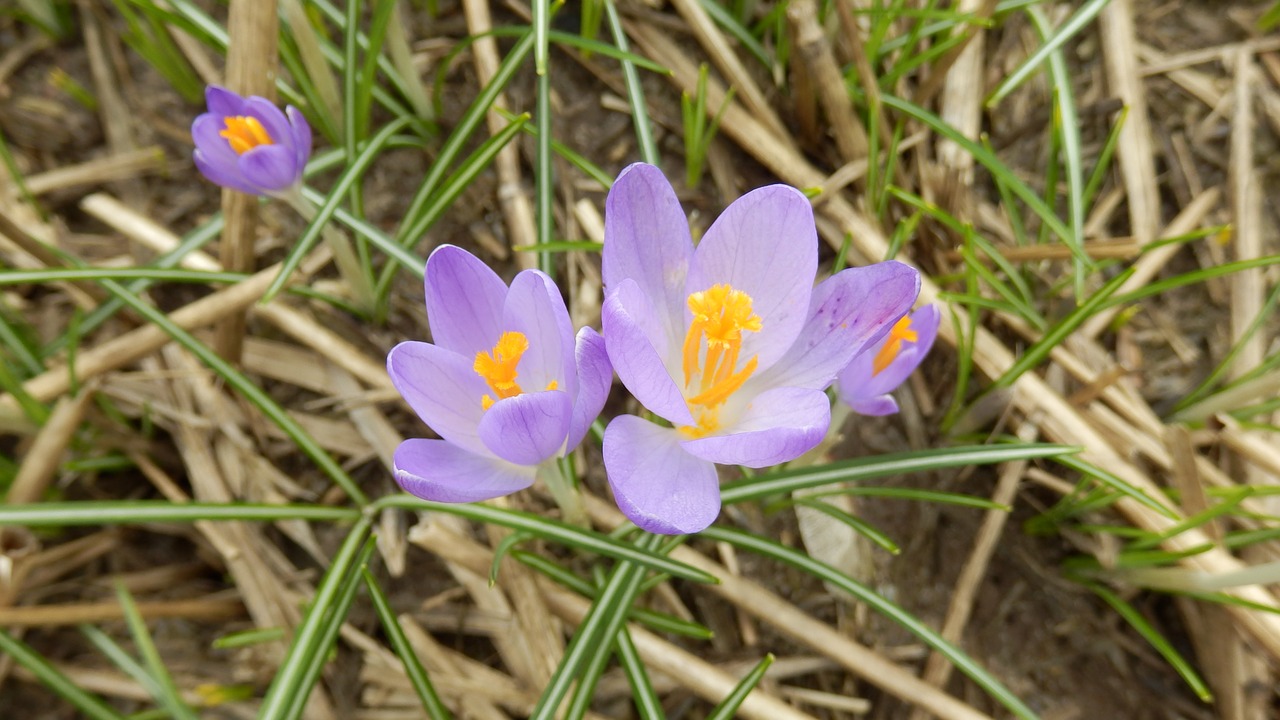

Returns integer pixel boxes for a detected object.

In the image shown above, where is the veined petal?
[686,185,817,372]
[566,327,612,451]
[238,144,301,194]
[602,163,693,354]
[504,269,576,396]
[191,114,240,167]
[603,415,721,534]
[602,279,695,426]
[752,261,921,392]
[286,106,312,171]
[477,389,572,466]
[394,438,534,503]
[205,85,246,116]
[425,245,508,357]
[386,341,490,455]
[680,386,829,467]
[847,395,899,417]
[837,305,939,416]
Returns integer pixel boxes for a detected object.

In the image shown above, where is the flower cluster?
[386,164,934,534]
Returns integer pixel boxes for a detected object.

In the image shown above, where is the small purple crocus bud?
[599,163,922,534]
[191,85,312,197]
[386,245,613,504]
[836,305,940,417]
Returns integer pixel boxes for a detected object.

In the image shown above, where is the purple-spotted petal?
[602,163,693,354]
[848,395,899,417]
[603,415,721,534]
[286,106,312,171]
[477,390,572,466]
[386,341,490,456]
[751,261,920,392]
[601,279,694,426]
[205,85,245,116]
[504,269,575,396]
[566,327,612,451]
[193,150,257,195]
[238,144,301,194]
[394,438,534,502]
[680,386,829,467]
[686,185,817,372]
[424,245,508,357]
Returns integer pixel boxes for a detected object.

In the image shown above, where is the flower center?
[872,315,918,375]
[678,284,762,439]
[219,116,275,155]
[474,331,557,410]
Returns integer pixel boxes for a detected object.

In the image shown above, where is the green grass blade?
[363,568,453,719]
[604,0,659,164]
[705,653,774,720]
[375,494,717,583]
[256,514,374,719]
[702,526,1038,720]
[535,68,555,276]
[1054,455,1175,519]
[808,485,1010,510]
[721,444,1079,505]
[0,501,360,526]
[0,630,127,720]
[986,0,1110,107]
[114,583,200,720]
[615,628,665,720]
[1103,254,1280,308]
[781,497,901,554]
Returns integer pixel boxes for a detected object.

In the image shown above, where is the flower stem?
[539,456,588,527]
[279,188,376,314]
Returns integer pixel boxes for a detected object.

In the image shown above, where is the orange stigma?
[475,332,528,409]
[872,315,918,375]
[219,116,274,155]
[678,284,762,439]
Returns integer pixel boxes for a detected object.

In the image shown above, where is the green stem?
[539,457,587,527]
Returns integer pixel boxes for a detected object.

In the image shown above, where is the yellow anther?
[873,315,918,375]
[219,116,275,155]
[678,284,762,438]
[475,331,529,408]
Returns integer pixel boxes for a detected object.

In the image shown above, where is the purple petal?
[193,150,258,195]
[504,269,576,397]
[386,341,490,456]
[566,327,612,451]
[602,163,693,355]
[750,261,921,392]
[191,114,240,167]
[394,438,534,502]
[685,185,817,372]
[848,395,899,417]
[425,245,508,357]
[286,106,313,171]
[601,279,694,426]
[238,144,301,194]
[837,305,939,415]
[477,390,572,466]
[603,415,721,534]
[243,97,296,156]
[205,85,246,116]
[680,386,829,467]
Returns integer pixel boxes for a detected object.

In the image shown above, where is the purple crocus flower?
[191,85,311,197]
[600,163,921,534]
[837,305,940,416]
[387,245,613,502]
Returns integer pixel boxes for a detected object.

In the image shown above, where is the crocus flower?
[387,245,612,503]
[600,163,921,534]
[837,305,940,416]
[191,85,311,197]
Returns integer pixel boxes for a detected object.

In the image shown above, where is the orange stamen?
[872,315,919,375]
[219,116,275,155]
[678,284,763,439]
